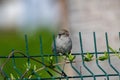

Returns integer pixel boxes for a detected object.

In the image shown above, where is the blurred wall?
[65,0,120,80]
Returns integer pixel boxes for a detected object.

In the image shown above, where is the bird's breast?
[56,36,71,47]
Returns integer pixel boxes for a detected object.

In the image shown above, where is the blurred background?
[0,0,62,31]
[0,0,120,80]
[0,0,63,54]
[0,0,62,79]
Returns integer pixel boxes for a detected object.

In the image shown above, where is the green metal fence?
[0,32,120,80]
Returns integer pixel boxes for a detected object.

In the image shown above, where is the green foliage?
[10,73,15,80]
[98,51,109,61]
[67,53,76,62]
[84,52,94,62]
[24,63,31,71]
[47,56,55,68]
[98,46,120,61]
[109,46,120,59]
[83,46,120,62]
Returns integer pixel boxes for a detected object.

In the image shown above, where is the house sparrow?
[52,29,72,55]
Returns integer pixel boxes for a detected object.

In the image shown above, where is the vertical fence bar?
[79,32,96,80]
[25,35,30,67]
[11,49,22,78]
[30,71,41,79]
[52,34,68,80]
[39,36,54,78]
[93,32,109,80]
[105,32,120,80]
[70,63,82,80]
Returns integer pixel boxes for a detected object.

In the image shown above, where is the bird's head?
[58,29,69,38]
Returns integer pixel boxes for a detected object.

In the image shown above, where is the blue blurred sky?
[0,0,60,29]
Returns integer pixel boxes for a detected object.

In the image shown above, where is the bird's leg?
[62,56,67,72]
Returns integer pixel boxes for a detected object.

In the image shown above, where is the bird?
[52,29,72,55]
